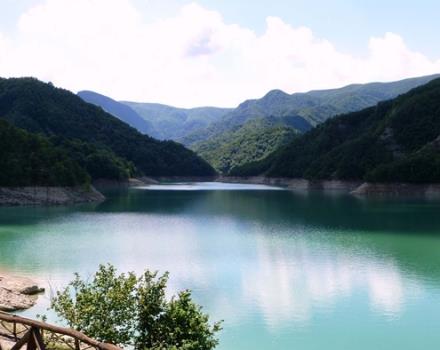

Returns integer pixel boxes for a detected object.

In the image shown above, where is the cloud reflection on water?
[237,233,422,329]
[0,187,436,342]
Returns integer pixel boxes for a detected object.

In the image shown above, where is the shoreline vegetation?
[0,78,216,189]
[49,265,221,349]
[2,77,440,206]
[0,266,221,350]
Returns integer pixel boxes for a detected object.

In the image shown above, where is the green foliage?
[192,118,298,174]
[78,91,156,136]
[388,83,440,152]
[179,75,438,174]
[228,149,281,177]
[51,138,136,180]
[0,77,216,178]
[366,146,440,183]
[51,265,222,350]
[246,78,440,184]
[136,271,222,350]
[51,265,138,346]
[0,120,89,186]
[123,101,232,141]
[181,74,439,147]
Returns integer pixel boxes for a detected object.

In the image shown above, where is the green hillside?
[50,138,135,181]
[0,78,216,179]
[78,90,156,136]
[192,117,302,174]
[123,101,232,140]
[182,74,440,147]
[0,119,89,186]
[233,78,440,184]
[183,75,439,174]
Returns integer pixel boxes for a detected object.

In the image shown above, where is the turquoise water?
[1,182,440,349]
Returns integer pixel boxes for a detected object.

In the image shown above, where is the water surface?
[1,182,440,349]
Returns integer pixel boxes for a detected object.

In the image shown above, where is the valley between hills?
[1,73,440,204]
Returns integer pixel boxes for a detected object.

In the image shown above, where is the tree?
[135,271,222,350]
[50,265,222,350]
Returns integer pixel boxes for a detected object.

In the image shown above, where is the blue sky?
[1,0,439,107]
[139,0,440,57]
[3,0,439,57]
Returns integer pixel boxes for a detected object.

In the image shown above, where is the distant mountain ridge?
[75,74,440,175]
[0,77,216,182]
[78,90,156,136]
[232,77,440,184]
[186,74,440,173]
[122,101,233,140]
[183,74,440,146]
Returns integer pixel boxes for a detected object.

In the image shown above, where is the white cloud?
[1,0,440,107]
[239,235,421,328]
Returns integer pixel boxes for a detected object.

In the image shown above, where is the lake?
[1,182,440,349]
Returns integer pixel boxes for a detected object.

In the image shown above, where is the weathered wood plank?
[10,329,31,350]
[32,328,46,350]
[0,313,121,350]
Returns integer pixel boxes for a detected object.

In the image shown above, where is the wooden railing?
[0,312,121,350]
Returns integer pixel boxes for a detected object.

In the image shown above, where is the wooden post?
[10,329,31,350]
[27,329,36,350]
[10,327,46,350]
[32,327,46,350]
[0,312,121,350]
[75,338,81,350]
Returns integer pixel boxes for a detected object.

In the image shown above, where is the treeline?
[192,117,299,174]
[0,77,216,187]
[51,138,135,181]
[0,120,89,186]
[232,78,440,184]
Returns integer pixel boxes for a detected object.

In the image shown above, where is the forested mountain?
[186,74,440,174]
[0,78,216,181]
[123,101,232,140]
[0,120,89,186]
[227,74,440,128]
[78,90,156,136]
[192,117,306,174]
[194,74,440,142]
[78,76,438,176]
[5,75,435,183]
[232,78,440,184]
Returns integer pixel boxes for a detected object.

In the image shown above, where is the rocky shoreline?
[216,176,440,197]
[351,182,440,197]
[93,177,160,189]
[0,186,105,206]
[0,274,44,312]
[152,176,217,183]
[6,178,437,205]
[101,175,440,198]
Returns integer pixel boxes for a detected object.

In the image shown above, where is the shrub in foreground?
[50,264,222,350]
